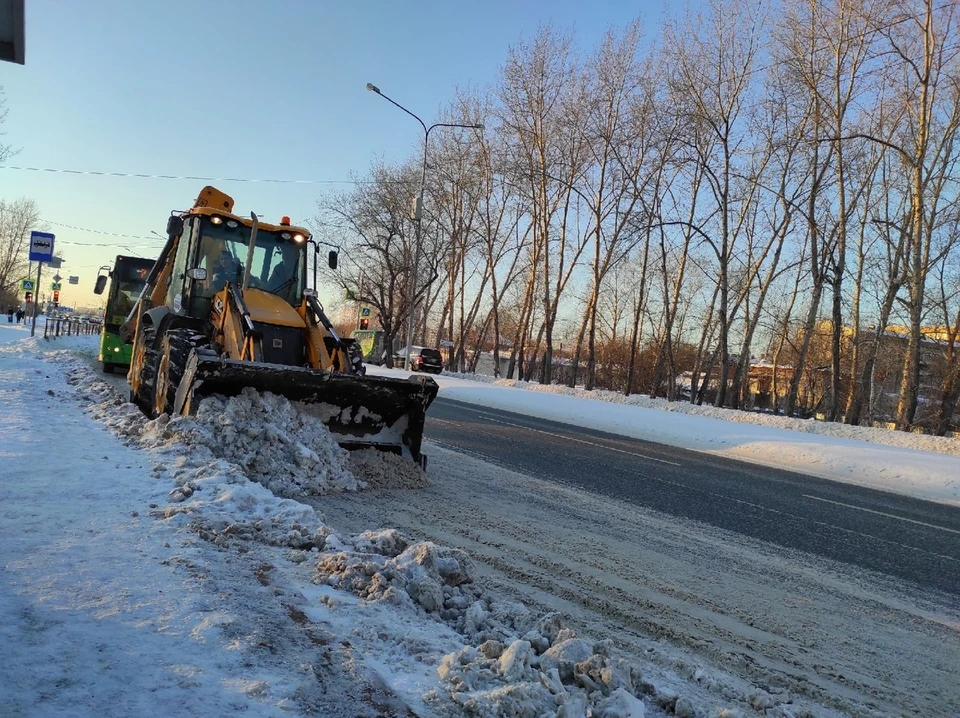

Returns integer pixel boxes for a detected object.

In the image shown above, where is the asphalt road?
[425,397,960,596]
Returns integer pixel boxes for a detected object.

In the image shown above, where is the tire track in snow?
[316,444,960,717]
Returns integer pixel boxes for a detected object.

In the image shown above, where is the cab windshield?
[194,219,306,306]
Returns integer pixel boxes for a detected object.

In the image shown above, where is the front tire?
[102,362,115,374]
[154,328,204,417]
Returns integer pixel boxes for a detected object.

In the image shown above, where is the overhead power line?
[43,220,160,241]
[2,165,372,185]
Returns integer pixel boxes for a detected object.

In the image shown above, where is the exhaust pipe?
[242,211,259,292]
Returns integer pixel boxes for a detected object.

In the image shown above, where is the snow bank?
[365,366,960,505]
[442,370,960,457]
[143,388,360,497]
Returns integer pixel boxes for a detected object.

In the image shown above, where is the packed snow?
[2,320,957,716]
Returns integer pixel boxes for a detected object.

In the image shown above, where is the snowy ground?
[366,366,960,507]
[2,321,957,717]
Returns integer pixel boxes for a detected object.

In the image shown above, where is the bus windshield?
[105,256,153,327]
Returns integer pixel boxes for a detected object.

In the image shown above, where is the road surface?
[425,398,960,595]
[318,397,960,716]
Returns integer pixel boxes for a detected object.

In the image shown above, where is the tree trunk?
[784,280,824,417]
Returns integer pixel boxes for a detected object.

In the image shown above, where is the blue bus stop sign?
[28,231,55,262]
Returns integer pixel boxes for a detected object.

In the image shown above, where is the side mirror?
[328,250,338,270]
[166,215,184,238]
[94,275,108,295]
[186,267,207,281]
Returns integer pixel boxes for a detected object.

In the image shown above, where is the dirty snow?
[348,447,432,490]
[141,388,360,498]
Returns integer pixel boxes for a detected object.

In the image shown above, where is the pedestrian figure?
[16,308,24,323]
[6,307,13,323]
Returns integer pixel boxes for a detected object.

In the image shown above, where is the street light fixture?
[366,82,483,370]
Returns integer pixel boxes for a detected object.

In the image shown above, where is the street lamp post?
[366,83,483,370]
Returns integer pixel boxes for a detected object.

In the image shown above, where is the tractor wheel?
[101,362,114,374]
[154,328,205,417]
[130,322,158,416]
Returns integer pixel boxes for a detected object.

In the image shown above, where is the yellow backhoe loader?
[122,186,437,466]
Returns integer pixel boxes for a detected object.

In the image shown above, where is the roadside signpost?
[28,231,55,337]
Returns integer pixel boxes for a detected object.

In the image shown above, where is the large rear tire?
[130,322,158,416]
[154,328,205,417]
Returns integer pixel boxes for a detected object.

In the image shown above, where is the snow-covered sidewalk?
[1,326,381,715]
[368,366,960,506]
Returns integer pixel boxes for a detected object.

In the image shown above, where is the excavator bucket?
[175,352,438,466]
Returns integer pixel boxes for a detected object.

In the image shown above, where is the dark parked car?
[392,345,443,374]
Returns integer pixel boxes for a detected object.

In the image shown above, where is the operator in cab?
[266,246,301,305]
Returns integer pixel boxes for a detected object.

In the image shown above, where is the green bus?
[351,328,387,364]
[94,255,154,374]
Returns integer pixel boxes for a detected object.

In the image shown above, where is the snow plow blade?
[175,353,439,466]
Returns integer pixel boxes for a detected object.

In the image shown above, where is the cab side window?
[166,218,195,313]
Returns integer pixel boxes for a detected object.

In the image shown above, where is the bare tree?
[314,162,428,363]
[778,0,844,418]
[874,0,960,429]
[568,20,652,390]
[0,89,18,165]
[0,198,41,306]
[664,0,767,408]
[929,226,960,434]
[319,9,960,434]
[497,26,591,384]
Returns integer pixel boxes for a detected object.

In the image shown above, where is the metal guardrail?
[42,317,100,340]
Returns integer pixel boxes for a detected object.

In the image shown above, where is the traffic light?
[24,291,32,303]
[359,318,370,330]
[53,290,60,308]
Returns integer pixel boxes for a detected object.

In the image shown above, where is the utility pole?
[365,82,483,369]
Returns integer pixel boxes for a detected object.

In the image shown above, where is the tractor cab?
[168,210,310,321]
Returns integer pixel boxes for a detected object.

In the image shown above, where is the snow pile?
[65,364,338,551]
[70,373,427,496]
[442,370,960,457]
[167,458,334,553]
[140,388,361,498]
[315,539,660,716]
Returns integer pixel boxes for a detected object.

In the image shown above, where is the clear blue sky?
[1,0,679,308]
